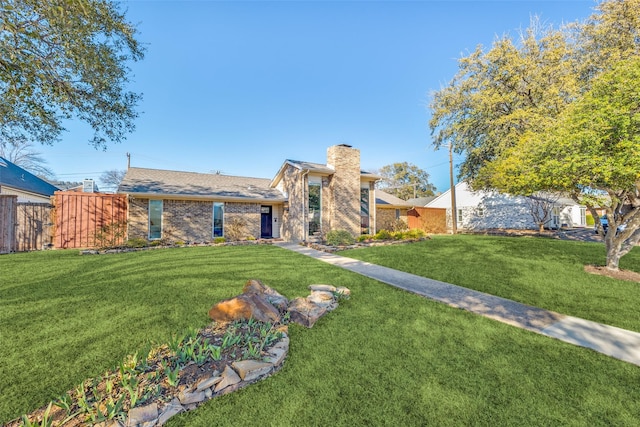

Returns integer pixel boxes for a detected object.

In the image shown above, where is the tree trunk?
[539,223,545,233]
[606,247,622,270]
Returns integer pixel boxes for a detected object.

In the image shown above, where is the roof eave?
[118,191,287,204]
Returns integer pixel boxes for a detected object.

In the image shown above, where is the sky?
[37,0,596,192]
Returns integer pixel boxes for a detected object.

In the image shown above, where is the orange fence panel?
[407,207,447,234]
[54,192,127,249]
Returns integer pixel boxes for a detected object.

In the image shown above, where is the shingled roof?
[375,190,413,207]
[118,167,286,202]
[0,156,59,197]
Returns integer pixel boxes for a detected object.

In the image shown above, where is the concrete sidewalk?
[276,242,640,367]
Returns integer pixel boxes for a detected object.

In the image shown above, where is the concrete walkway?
[275,242,640,367]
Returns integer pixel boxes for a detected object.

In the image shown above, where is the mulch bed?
[584,265,640,283]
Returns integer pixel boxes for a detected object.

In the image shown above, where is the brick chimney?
[326,144,361,236]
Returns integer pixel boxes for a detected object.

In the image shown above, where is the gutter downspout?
[301,169,309,241]
[373,179,382,235]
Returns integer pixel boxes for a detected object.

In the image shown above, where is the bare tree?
[0,138,55,178]
[525,193,560,232]
[99,169,126,192]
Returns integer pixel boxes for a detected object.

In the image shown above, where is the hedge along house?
[118,145,381,243]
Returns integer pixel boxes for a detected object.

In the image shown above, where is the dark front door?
[261,206,272,238]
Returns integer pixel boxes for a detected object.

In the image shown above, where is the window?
[395,209,400,220]
[477,207,484,217]
[457,208,463,224]
[308,183,321,236]
[580,207,586,226]
[361,188,370,234]
[149,200,163,239]
[213,202,224,237]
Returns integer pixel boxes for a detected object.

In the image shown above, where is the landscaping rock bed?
[11,280,350,426]
[79,239,278,255]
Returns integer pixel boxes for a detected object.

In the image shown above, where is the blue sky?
[39,0,594,192]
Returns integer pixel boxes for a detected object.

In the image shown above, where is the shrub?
[214,237,226,244]
[390,219,409,232]
[150,240,164,246]
[374,229,392,240]
[225,217,248,241]
[125,238,148,248]
[94,221,127,249]
[358,234,372,242]
[325,229,356,246]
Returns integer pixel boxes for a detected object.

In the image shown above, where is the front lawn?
[341,234,640,332]
[2,244,640,425]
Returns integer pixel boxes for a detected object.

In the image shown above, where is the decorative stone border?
[111,334,291,427]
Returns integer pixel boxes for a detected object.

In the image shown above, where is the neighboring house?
[0,156,59,203]
[118,144,382,243]
[375,190,413,231]
[426,181,587,231]
[406,196,437,207]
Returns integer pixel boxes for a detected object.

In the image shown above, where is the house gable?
[0,156,59,202]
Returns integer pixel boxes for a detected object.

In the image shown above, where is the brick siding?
[327,145,361,237]
[127,198,261,242]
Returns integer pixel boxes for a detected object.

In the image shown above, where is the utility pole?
[126,152,130,169]
[449,142,457,234]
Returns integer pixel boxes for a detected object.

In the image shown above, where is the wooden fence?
[54,192,128,249]
[17,202,54,251]
[407,207,447,234]
[0,195,17,253]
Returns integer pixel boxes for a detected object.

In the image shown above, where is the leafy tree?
[0,137,54,178]
[429,0,640,270]
[99,169,125,191]
[0,0,144,149]
[376,162,436,200]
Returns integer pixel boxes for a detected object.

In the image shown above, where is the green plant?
[390,218,409,232]
[121,373,140,408]
[373,229,392,240]
[94,221,127,249]
[125,237,148,248]
[150,240,164,247]
[21,402,53,427]
[214,237,226,244]
[325,229,356,246]
[358,234,372,242]
[208,344,222,361]
[163,362,180,387]
[225,217,249,241]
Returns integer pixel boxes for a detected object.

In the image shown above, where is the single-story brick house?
[118,145,398,242]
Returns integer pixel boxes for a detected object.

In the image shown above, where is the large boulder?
[287,297,328,328]
[243,279,289,311]
[208,292,280,323]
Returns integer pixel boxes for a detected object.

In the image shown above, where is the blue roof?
[0,156,59,197]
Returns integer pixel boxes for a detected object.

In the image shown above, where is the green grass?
[341,234,640,332]
[2,243,640,425]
